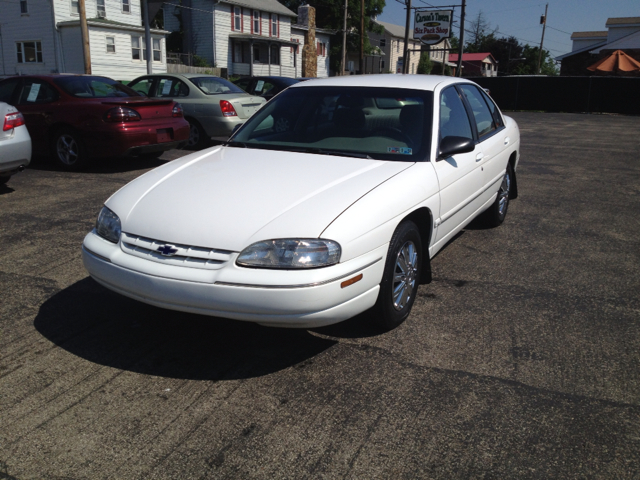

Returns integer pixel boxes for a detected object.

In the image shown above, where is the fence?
[166,64,226,77]
[471,76,640,115]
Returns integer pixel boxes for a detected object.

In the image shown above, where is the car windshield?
[54,76,137,98]
[190,77,245,95]
[229,86,433,161]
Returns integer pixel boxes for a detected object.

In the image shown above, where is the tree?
[417,52,432,74]
[467,11,496,50]
[280,0,386,73]
[512,45,558,75]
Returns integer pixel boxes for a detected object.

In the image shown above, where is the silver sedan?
[0,102,31,185]
[127,74,266,149]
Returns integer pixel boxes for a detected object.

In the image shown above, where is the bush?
[417,52,432,75]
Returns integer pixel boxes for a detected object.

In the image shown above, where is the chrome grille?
[120,232,233,270]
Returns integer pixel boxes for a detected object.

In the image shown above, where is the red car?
[0,75,189,170]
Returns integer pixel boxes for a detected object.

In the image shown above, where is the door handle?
[475,152,484,162]
[504,136,510,146]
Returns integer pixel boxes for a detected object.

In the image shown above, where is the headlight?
[237,239,341,269]
[95,206,121,243]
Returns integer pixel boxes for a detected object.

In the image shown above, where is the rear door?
[432,85,484,244]
[458,84,509,205]
[14,78,60,152]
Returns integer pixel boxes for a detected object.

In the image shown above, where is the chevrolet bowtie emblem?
[157,245,179,256]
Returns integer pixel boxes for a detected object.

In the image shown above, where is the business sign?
[414,10,452,45]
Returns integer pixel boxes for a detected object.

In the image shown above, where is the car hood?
[106,146,413,252]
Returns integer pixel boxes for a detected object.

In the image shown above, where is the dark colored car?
[0,75,190,170]
[232,76,302,101]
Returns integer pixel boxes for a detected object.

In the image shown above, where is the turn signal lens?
[341,274,363,289]
[104,106,141,122]
[3,112,25,131]
[172,103,184,117]
[220,100,237,117]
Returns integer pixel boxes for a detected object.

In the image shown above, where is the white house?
[0,0,169,80]
[162,0,332,78]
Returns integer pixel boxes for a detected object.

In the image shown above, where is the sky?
[378,0,640,59]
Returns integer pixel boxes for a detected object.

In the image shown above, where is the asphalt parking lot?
[1,112,639,479]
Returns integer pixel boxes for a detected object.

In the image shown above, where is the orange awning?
[587,49,640,73]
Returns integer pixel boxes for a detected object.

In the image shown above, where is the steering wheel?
[372,127,412,145]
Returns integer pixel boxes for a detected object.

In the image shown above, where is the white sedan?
[82,75,520,330]
[0,102,31,185]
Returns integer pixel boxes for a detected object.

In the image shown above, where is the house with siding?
[357,19,452,75]
[556,17,640,76]
[0,0,169,80]
[162,0,332,78]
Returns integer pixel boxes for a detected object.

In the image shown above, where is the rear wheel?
[482,163,513,227]
[373,220,422,330]
[185,119,209,150]
[51,128,88,171]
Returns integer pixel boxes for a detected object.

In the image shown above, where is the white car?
[82,75,520,330]
[0,102,31,185]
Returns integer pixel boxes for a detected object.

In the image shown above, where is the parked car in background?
[232,76,303,102]
[0,102,31,185]
[0,75,189,171]
[128,74,266,149]
[82,75,520,331]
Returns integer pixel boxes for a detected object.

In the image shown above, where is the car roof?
[288,74,473,92]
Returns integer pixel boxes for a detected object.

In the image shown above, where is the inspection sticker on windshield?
[387,147,412,155]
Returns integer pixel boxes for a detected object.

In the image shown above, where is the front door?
[14,78,60,153]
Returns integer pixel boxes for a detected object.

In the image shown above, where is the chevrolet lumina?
[82,75,520,330]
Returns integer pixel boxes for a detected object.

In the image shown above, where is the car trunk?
[101,98,176,121]
[217,94,265,119]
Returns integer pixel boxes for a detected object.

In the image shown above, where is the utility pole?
[143,0,153,74]
[78,0,91,74]
[456,0,465,77]
[402,0,411,74]
[537,3,548,74]
[342,0,347,75]
[360,0,364,74]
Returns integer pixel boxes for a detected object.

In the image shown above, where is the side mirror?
[438,136,475,160]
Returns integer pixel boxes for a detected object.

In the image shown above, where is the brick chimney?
[299,5,317,78]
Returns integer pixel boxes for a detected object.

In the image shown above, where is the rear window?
[54,76,137,98]
[190,77,245,95]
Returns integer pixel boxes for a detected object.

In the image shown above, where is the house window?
[270,45,279,65]
[380,59,385,70]
[122,0,130,13]
[131,36,142,60]
[106,36,115,53]
[253,10,260,34]
[71,0,79,14]
[20,0,28,14]
[232,6,241,31]
[380,38,386,48]
[97,0,105,16]
[396,41,399,53]
[153,38,161,61]
[253,44,260,63]
[234,43,243,63]
[271,14,278,37]
[16,41,42,63]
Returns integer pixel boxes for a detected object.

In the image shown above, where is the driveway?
[1,112,639,479]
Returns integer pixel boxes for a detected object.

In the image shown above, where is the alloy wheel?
[392,240,418,311]
[56,134,79,165]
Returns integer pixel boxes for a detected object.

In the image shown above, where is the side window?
[234,78,252,92]
[129,77,154,96]
[459,84,496,138]
[479,88,504,128]
[17,80,58,104]
[439,87,472,140]
[0,79,20,103]
[157,77,189,97]
[254,80,274,95]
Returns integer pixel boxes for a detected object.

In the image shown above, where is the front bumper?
[82,231,386,328]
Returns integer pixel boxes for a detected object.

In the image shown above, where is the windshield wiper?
[223,141,247,148]
[304,148,372,159]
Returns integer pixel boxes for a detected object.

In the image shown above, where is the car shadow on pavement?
[34,277,337,381]
[27,154,171,175]
[0,183,15,196]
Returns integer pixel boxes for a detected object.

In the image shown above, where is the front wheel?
[51,128,88,171]
[482,163,513,227]
[373,220,422,330]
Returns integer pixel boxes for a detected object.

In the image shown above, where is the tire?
[51,128,89,171]
[0,175,10,185]
[185,119,209,150]
[482,163,513,228]
[373,220,422,330]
